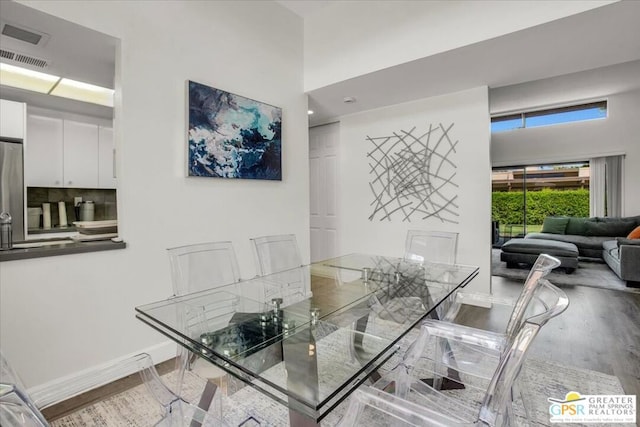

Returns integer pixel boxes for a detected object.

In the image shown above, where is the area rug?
[51,355,632,427]
[491,249,640,294]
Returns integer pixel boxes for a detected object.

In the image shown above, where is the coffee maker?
[76,201,95,222]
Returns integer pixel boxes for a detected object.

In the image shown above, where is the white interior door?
[309,122,340,262]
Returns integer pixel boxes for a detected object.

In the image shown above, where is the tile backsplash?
[27,187,117,228]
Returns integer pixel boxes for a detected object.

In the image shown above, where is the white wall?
[490,60,640,216]
[338,87,491,294]
[303,0,614,91]
[0,0,307,391]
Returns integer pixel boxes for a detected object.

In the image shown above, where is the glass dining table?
[135,253,479,426]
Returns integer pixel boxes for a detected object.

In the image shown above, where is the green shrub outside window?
[491,189,589,227]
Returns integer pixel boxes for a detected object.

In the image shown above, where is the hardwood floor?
[456,276,640,398]
[42,358,175,421]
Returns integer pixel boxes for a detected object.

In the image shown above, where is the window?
[491,101,607,133]
[491,114,522,132]
[491,162,590,245]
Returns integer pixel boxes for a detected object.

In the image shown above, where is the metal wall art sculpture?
[367,123,459,223]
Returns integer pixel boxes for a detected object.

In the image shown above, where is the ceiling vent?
[2,23,42,45]
[0,48,50,69]
[1,22,50,46]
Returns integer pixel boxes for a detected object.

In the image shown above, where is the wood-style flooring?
[43,275,640,422]
[458,276,640,398]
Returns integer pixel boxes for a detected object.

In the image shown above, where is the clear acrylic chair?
[134,353,225,426]
[0,351,50,426]
[398,254,561,389]
[337,276,569,426]
[250,234,302,276]
[404,230,459,265]
[167,241,241,295]
[29,352,224,426]
[167,241,242,396]
[250,234,311,300]
[386,255,567,424]
[403,230,459,318]
[180,290,287,426]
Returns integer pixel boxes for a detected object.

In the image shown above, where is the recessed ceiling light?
[343,96,356,103]
[308,110,314,115]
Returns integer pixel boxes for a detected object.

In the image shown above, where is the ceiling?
[305,1,640,126]
[275,0,330,18]
[1,1,639,125]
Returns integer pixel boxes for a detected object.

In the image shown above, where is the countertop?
[28,226,77,235]
[0,238,126,262]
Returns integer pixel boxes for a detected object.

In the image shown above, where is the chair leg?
[393,326,430,398]
[432,337,445,390]
[347,325,357,364]
[513,377,532,426]
[335,394,365,427]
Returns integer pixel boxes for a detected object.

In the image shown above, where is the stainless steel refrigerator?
[0,137,24,241]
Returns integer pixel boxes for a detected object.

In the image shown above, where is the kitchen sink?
[12,239,74,249]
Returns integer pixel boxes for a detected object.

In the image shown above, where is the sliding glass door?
[492,167,526,243]
[492,161,590,245]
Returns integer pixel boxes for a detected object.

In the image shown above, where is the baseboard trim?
[29,341,175,410]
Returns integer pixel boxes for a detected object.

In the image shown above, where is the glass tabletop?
[322,253,479,286]
[135,253,478,422]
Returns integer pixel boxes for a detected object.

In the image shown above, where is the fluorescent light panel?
[0,62,114,107]
[50,78,114,107]
[0,62,58,93]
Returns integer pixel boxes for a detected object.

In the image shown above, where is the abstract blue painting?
[188,81,282,180]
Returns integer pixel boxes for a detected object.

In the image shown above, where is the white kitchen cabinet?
[63,120,98,188]
[0,99,26,139]
[98,126,116,188]
[25,114,64,187]
[25,114,113,189]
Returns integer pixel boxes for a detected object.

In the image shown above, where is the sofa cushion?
[627,225,640,239]
[541,217,569,234]
[502,238,579,257]
[603,240,619,262]
[526,232,611,250]
[596,215,640,226]
[616,237,640,247]
[565,217,591,235]
[584,220,636,237]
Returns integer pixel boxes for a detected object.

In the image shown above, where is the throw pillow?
[584,220,636,237]
[627,225,640,239]
[565,217,590,235]
[541,217,569,234]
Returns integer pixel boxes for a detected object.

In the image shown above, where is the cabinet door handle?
[68,181,72,185]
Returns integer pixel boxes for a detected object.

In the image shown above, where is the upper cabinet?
[63,120,99,188]
[0,99,26,140]
[25,111,115,189]
[98,126,116,189]
[25,114,64,187]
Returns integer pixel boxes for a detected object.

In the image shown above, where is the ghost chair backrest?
[250,234,302,276]
[404,230,459,265]
[167,241,241,296]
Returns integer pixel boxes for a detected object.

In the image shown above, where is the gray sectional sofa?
[525,215,640,287]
